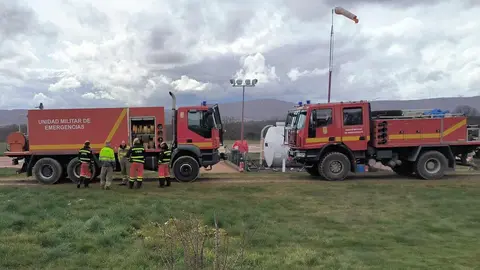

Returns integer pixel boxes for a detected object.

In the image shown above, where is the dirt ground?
[200,161,238,173]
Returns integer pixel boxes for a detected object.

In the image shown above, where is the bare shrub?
[137,212,258,270]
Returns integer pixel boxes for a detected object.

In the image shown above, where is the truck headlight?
[296,152,305,158]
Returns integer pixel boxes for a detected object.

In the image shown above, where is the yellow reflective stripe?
[79,150,90,153]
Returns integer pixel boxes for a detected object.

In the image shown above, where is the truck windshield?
[294,110,307,129]
[286,110,302,128]
[286,111,296,127]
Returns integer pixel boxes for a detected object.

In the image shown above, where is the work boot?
[136,181,143,189]
[77,177,83,188]
[166,178,171,187]
[84,179,90,188]
[128,181,134,189]
[159,178,165,188]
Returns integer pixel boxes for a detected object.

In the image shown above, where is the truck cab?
[287,101,370,158]
[286,101,371,180]
[168,92,224,182]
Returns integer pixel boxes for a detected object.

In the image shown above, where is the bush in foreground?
[138,213,257,269]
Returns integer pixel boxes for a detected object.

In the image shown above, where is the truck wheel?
[415,151,448,180]
[306,167,320,176]
[319,152,351,181]
[393,161,414,177]
[172,156,200,183]
[33,158,63,184]
[67,158,97,184]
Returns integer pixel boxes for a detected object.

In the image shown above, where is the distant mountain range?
[1,96,480,126]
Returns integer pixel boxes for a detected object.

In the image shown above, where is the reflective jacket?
[117,145,130,160]
[158,150,171,165]
[99,146,116,167]
[127,144,145,163]
[78,147,93,163]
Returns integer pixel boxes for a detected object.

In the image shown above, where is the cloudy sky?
[1,0,479,109]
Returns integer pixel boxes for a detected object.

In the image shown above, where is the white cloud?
[31,92,55,107]
[48,76,81,92]
[81,91,115,100]
[287,68,328,81]
[234,53,278,84]
[171,75,210,91]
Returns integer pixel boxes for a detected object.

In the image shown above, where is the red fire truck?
[286,100,480,180]
[4,92,224,184]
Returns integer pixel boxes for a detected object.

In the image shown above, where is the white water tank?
[263,125,290,168]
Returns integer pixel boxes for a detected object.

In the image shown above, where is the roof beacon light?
[201,101,207,106]
[298,101,302,106]
[306,100,311,104]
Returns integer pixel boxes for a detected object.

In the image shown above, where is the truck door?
[306,106,340,146]
[340,104,369,151]
[211,104,223,146]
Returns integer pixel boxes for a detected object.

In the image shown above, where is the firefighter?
[99,141,116,190]
[127,138,145,189]
[78,140,93,188]
[117,140,130,185]
[158,142,172,188]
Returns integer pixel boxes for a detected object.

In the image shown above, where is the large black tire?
[32,158,63,184]
[319,152,351,181]
[306,166,320,176]
[414,151,448,180]
[393,161,414,177]
[172,156,200,183]
[67,158,97,184]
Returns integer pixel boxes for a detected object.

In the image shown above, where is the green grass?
[0,142,6,156]
[1,177,480,269]
[0,168,17,177]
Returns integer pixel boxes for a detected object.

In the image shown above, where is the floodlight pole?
[230,79,258,145]
[241,85,245,144]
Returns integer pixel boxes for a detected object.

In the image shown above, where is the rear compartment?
[371,114,474,148]
[22,107,165,153]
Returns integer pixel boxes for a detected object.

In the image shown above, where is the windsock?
[334,7,359,24]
